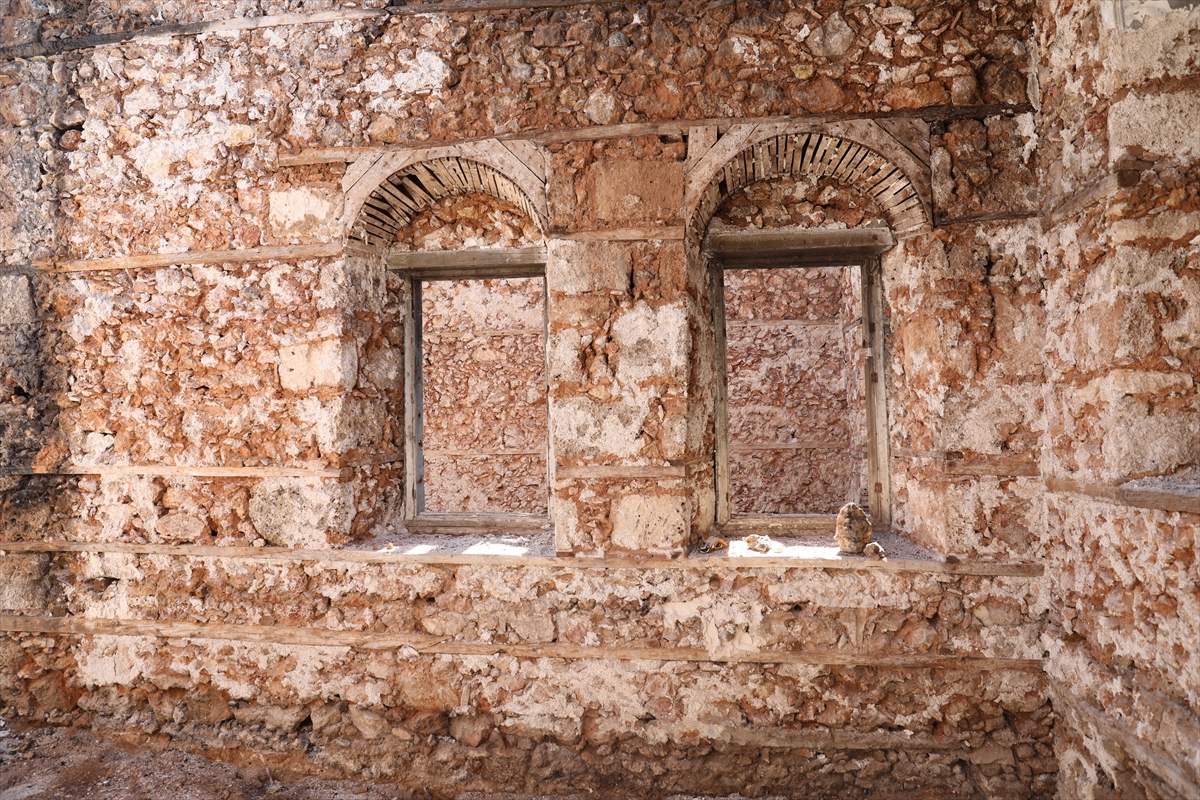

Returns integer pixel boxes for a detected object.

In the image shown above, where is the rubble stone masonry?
[0,0,1196,797]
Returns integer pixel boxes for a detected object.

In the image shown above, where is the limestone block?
[0,275,36,324]
[591,160,683,224]
[609,493,691,555]
[347,705,390,739]
[247,478,354,548]
[1109,89,1200,160]
[155,511,210,543]
[610,301,690,385]
[550,396,648,459]
[278,339,358,392]
[546,239,631,295]
[292,395,386,456]
[317,255,386,313]
[268,187,343,239]
[0,553,49,611]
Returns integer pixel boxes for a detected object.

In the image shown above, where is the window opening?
[399,257,550,533]
[722,265,868,516]
[708,229,892,533]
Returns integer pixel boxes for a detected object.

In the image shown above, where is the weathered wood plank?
[706,227,895,268]
[0,464,346,478]
[556,464,689,480]
[387,246,547,274]
[1046,478,1199,515]
[722,515,837,535]
[0,540,1045,577]
[555,227,685,242]
[42,243,342,274]
[408,512,552,533]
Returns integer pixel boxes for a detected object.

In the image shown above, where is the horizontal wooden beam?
[554,227,686,242]
[892,450,1042,478]
[0,1,634,60]
[1046,478,1198,515]
[1049,678,1200,799]
[729,442,855,452]
[706,227,895,269]
[0,614,1043,671]
[0,540,1044,577]
[722,515,837,536]
[280,105,1032,167]
[388,246,546,276]
[32,243,342,275]
[406,512,552,534]
[556,464,689,480]
[0,464,348,479]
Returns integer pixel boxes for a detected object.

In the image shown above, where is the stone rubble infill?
[0,712,797,800]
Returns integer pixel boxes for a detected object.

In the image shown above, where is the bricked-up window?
[395,250,551,534]
[723,266,868,515]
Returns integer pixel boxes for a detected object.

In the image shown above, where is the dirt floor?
[0,714,785,800]
[0,713,417,800]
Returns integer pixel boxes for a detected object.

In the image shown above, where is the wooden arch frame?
[342,139,550,249]
[340,146,553,533]
[349,156,545,248]
[684,120,932,245]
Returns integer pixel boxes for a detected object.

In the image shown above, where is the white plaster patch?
[609,494,690,555]
[76,636,148,687]
[611,302,689,385]
[268,187,343,239]
[1109,90,1200,159]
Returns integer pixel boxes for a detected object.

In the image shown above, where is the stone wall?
[0,0,1196,797]
[1035,3,1200,798]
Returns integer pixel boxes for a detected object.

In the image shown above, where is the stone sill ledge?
[1,534,1043,578]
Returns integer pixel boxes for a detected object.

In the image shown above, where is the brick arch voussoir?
[350,157,545,248]
[689,132,928,244]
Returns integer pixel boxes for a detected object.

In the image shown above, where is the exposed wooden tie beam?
[280,105,1032,167]
[0,615,1044,672]
[29,243,342,274]
[706,227,896,269]
[0,1,636,60]
[0,540,1046,577]
[387,245,546,276]
[1046,479,1199,515]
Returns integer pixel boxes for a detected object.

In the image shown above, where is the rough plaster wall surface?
[421,278,548,515]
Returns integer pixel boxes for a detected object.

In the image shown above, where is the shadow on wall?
[0,271,70,543]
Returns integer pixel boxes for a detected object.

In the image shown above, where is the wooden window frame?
[387,246,551,534]
[706,228,894,535]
